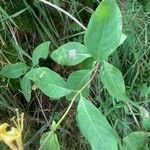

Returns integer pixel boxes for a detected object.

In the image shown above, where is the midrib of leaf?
[97,7,115,59]
[76,71,91,90]
[11,66,27,73]
[53,134,60,150]
[81,100,108,150]
[33,50,43,65]
[56,53,90,59]
[97,11,108,59]
[29,76,69,92]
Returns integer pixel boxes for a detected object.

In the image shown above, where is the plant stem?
[4,142,18,150]
[40,0,87,30]
[38,63,99,150]
[126,102,140,128]
[16,139,24,150]
[54,63,99,130]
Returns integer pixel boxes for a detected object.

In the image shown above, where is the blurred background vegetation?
[0,0,150,149]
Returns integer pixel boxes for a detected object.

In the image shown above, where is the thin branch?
[38,63,99,150]
[35,92,49,124]
[40,0,87,30]
[126,102,140,128]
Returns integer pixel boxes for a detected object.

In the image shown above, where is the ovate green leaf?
[77,96,118,150]
[0,63,29,78]
[51,42,91,66]
[32,41,50,66]
[20,75,31,102]
[84,0,122,60]
[66,70,92,100]
[142,118,150,131]
[100,61,128,101]
[123,131,150,150]
[140,106,150,130]
[26,67,71,99]
[140,106,149,118]
[40,132,60,150]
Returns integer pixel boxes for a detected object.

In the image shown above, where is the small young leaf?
[140,83,150,98]
[77,96,118,150]
[32,41,50,66]
[51,42,91,66]
[0,63,29,78]
[123,131,150,150]
[119,33,127,46]
[26,67,71,99]
[140,106,149,118]
[66,70,92,100]
[20,75,31,102]
[40,132,60,150]
[142,117,150,131]
[100,61,128,101]
[84,0,122,60]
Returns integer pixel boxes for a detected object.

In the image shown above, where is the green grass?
[0,0,150,149]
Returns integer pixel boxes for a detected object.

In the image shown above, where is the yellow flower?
[0,123,19,150]
[0,123,9,141]
[0,126,21,144]
[0,110,24,150]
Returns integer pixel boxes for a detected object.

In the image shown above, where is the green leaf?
[66,70,92,100]
[32,41,50,66]
[26,67,71,99]
[140,83,150,98]
[84,0,122,60]
[0,63,29,78]
[77,96,118,150]
[20,75,31,102]
[80,57,95,69]
[123,131,150,150]
[40,132,60,150]
[140,106,149,118]
[100,61,128,101]
[51,42,91,66]
[142,117,150,131]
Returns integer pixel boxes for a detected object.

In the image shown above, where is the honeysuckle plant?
[0,0,150,149]
[0,110,24,150]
